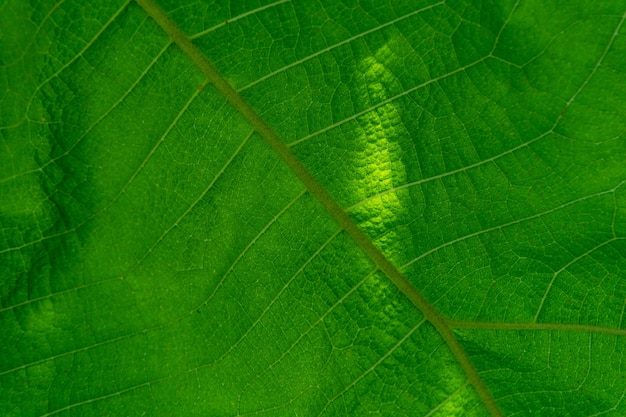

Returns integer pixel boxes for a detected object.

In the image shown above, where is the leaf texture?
[1,0,626,416]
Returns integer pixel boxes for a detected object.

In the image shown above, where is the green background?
[1,0,626,415]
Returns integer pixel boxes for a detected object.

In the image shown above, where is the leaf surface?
[1,0,626,416]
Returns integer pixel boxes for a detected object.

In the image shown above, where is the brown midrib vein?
[134,1,502,416]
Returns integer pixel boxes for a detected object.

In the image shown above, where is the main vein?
[134,1,502,415]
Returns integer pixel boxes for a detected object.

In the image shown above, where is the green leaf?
[2,0,625,415]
